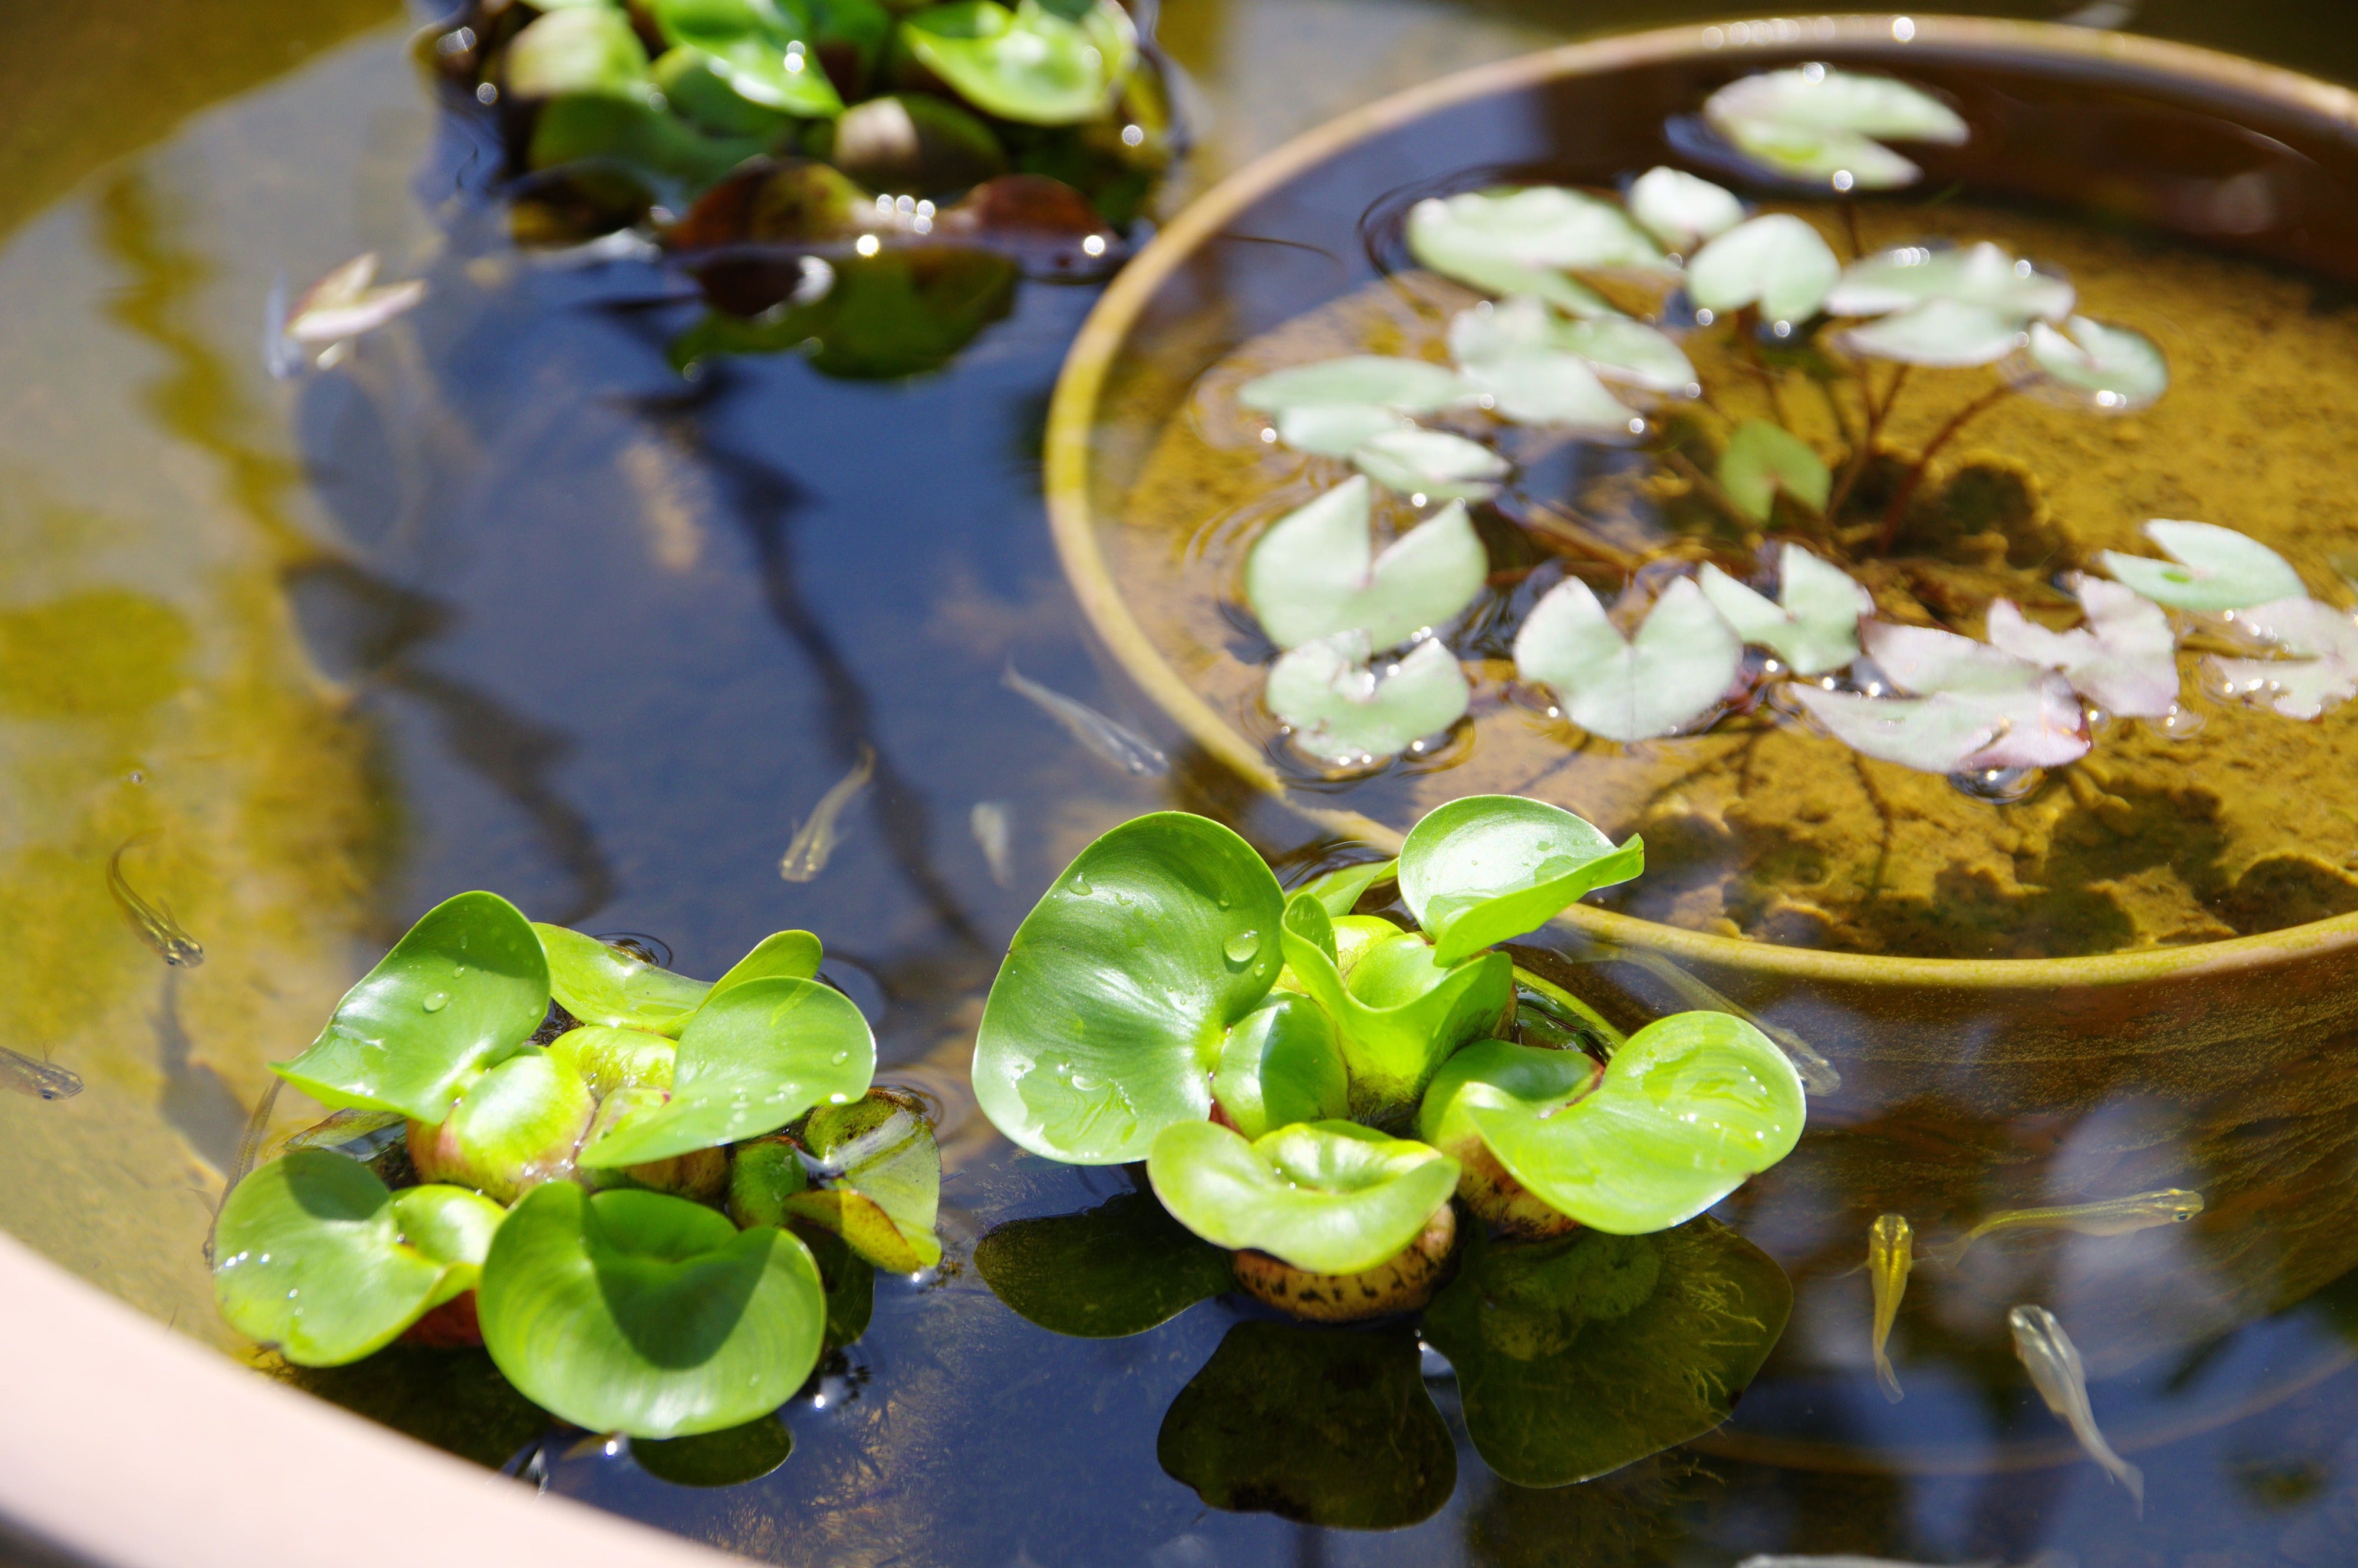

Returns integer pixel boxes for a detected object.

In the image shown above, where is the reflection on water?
[9,1,2358,1565]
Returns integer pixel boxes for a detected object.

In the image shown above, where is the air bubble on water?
[2157,703,2206,739]
[422,991,450,1013]
[1224,930,1262,964]
[1948,766,2043,805]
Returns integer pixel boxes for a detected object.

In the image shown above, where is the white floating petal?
[1350,427,1509,500]
[1513,576,1744,742]
[1626,166,1745,253]
[1985,578,2179,718]
[1686,214,1841,325]
[1267,632,1470,765]
[1243,477,1488,650]
[1697,545,1871,676]
[2097,520,2305,612]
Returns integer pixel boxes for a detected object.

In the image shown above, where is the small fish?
[2010,1305,2143,1514]
[108,836,205,967]
[285,253,427,346]
[0,1045,83,1101]
[1002,661,1169,777]
[1866,1213,1912,1404]
[272,1106,408,1159]
[970,801,1015,887]
[781,746,876,883]
[1935,1189,2202,1266]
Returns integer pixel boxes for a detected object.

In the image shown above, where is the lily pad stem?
[1735,314,1794,431]
[1522,502,1645,572]
[1875,383,2015,550]
[1826,362,1910,520]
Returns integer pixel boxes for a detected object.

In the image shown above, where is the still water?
[7,1,2358,1564]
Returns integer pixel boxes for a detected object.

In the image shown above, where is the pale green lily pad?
[1549,314,1698,394]
[213,1152,472,1366]
[1351,427,1508,501]
[1421,1220,1792,1485]
[1840,298,2025,367]
[274,891,549,1124]
[1450,297,1652,420]
[1398,795,1644,966]
[1704,67,1967,190]
[1278,895,1511,1116]
[1513,576,1743,743]
[1238,356,1471,417]
[478,1184,826,1439]
[536,923,712,1037]
[411,1049,595,1203]
[1697,545,1870,676]
[1985,577,2179,719]
[1243,478,1486,650]
[1293,857,1397,917]
[1791,683,2082,775]
[2205,596,2358,720]
[1717,419,1830,521]
[1157,1323,1454,1528]
[1147,1119,1459,1274]
[2013,316,2168,411]
[1827,241,2073,322]
[973,812,1285,1164]
[1266,633,1469,767]
[577,977,875,1167]
[1685,214,1839,325]
[1271,404,1408,457]
[505,7,653,100]
[2099,519,2306,612]
[779,1093,943,1271]
[648,0,842,117]
[1403,192,1622,314]
[1418,1011,1803,1234]
[1626,165,1743,253]
[1211,993,1351,1139]
[973,1191,1234,1338]
[900,0,1129,126]
[1405,186,1669,279]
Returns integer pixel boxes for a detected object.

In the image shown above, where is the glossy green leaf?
[648,0,843,117]
[1424,1220,1790,1485]
[545,1025,676,1099]
[973,812,1285,1164]
[410,1050,597,1204]
[1294,857,1397,917]
[479,1184,826,1439]
[213,1151,452,1366]
[536,923,712,1037]
[2015,315,2168,411]
[711,930,825,1001]
[273,892,548,1124]
[505,7,654,100]
[974,1191,1233,1338]
[1237,357,1471,417]
[1211,993,1350,1139]
[1704,67,1967,191]
[1268,633,1471,769]
[1685,214,1839,325]
[1717,419,1830,521]
[1351,426,1509,501]
[1398,795,1644,966]
[1157,1322,1453,1528]
[671,246,1018,380]
[653,47,799,139]
[1420,1011,1803,1234]
[390,1185,508,1284]
[1148,1119,1458,1274]
[1626,165,1743,253]
[724,1133,809,1228]
[1513,575,1744,743]
[2099,519,2304,612]
[1405,186,1669,282]
[901,0,1126,126]
[578,978,874,1167]
[633,1417,794,1487]
[1243,478,1485,651]
[1697,545,1870,676]
[1279,895,1511,1117]
[778,1093,943,1271]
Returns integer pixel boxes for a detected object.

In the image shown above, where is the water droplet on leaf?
[1224,930,1262,964]
[422,991,449,1013]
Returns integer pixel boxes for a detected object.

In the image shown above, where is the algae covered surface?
[1116,202,2358,958]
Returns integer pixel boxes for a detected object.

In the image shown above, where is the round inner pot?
[1046,15,2358,1468]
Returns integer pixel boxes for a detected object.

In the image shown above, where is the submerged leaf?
[2099,519,2306,612]
[2205,595,2358,720]
[1243,477,1486,650]
[1685,214,1840,325]
[1397,795,1644,966]
[273,892,549,1124]
[1419,1012,1804,1234]
[1704,67,1967,190]
[1351,427,1509,501]
[478,1184,826,1438]
[1985,577,2179,718]
[1513,576,1743,743]
[974,1191,1234,1338]
[973,813,1285,1164]
[1625,166,1744,253]
[1697,545,1870,676]
[1421,1220,1792,1486]
[1266,633,1470,766]
[2012,315,2169,411]
[1717,420,1831,521]
[1147,1119,1459,1275]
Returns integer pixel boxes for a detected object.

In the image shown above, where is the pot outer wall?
[1048,16,2358,1369]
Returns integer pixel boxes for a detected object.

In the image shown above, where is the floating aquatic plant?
[1702,64,1967,190]
[1513,577,1743,743]
[213,893,940,1439]
[969,798,1800,1499]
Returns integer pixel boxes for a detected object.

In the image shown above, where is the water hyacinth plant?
[417,0,1173,374]
[1225,64,2358,795]
[212,892,943,1440]
[969,795,1803,1496]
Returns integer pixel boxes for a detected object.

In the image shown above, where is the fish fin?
[2119,1457,2144,1516]
[1875,1354,1903,1403]
[1923,1237,1971,1270]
